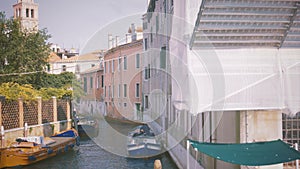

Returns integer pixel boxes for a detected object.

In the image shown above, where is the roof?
[104,39,143,58]
[189,139,300,166]
[190,0,300,49]
[53,51,100,63]
[80,64,102,75]
[47,52,61,62]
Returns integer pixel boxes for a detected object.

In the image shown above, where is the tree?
[0,12,51,84]
[0,12,85,101]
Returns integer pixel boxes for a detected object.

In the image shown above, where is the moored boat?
[0,129,79,168]
[127,124,162,158]
[77,117,99,138]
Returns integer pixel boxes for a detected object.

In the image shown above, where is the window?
[111,60,114,72]
[123,84,127,97]
[148,64,151,78]
[124,102,127,107]
[26,8,29,17]
[136,53,140,68]
[144,64,151,80]
[118,84,121,98]
[107,61,110,73]
[160,46,166,69]
[62,65,67,72]
[144,38,148,50]
[144,67,148,80]
[97,76,100,89]
[163,0,167,14]
[109,86,111,98]
[112,85,114,98]
[104,86,106,97]
[124,56,127,70]
[101,75,104,88]
[31,9,34,18]
[282,113,300,144]
[90,77,93,89]
[83,77,87,93]
[91,64,95,67]
[104,62,106,73]
[118,57,122,71]
[144,95,149,109]
[136,83,140,98]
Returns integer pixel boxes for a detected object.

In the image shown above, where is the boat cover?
[188,139,300,166]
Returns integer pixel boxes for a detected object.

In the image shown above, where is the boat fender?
[28,155,37,161]
[64,145,68,152]
[47,149,54,154]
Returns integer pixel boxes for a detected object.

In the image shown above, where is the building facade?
[143,0,300,169]
[79,64,105,116]
[103,39,143,121]
[48,50,102,79]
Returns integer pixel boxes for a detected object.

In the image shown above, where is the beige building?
[47,51,102,79]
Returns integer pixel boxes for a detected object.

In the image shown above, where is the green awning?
[189,139,300,166]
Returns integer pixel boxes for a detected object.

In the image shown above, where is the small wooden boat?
[77,117,99,138]
[0,129,79,168]
[127,124,162,158]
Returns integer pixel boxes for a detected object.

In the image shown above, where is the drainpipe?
[187,140,190,169]
[296,143,299,169]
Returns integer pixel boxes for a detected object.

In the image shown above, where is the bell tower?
[13,0,39,32]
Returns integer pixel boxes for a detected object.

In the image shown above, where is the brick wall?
[0,97,71,130]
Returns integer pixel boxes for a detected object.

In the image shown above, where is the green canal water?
[23,118,178,169]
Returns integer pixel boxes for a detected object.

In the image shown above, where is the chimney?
[126,33,131,43]
[108,34,113,49]
[112,37,115,48]
[115,36,119,47]
[131,23,137,42]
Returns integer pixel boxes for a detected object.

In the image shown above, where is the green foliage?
[0,82,74,101]
[0,82,38,100]
[0,12,85,101]
[0,12,51,84]
[39,87,72,100]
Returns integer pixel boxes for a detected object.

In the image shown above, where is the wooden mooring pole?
[154,159,162,169]
[1,126,4,148]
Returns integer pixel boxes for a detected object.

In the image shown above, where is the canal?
[23,118,178,169]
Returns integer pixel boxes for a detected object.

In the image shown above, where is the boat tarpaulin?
[188,139,300,166]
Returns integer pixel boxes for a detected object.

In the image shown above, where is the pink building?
[104,39,143,121]
[80,64,104,102]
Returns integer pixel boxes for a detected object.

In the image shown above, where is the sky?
[0,0,148,54]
